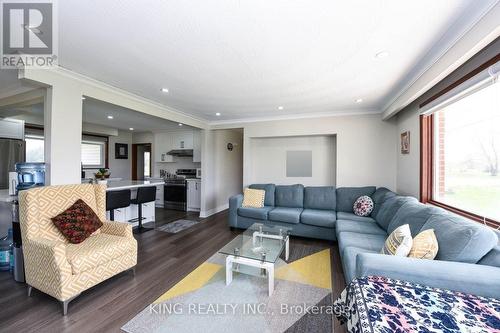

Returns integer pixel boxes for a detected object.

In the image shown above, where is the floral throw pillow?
[51,199,103,244]
[353,195,374,216]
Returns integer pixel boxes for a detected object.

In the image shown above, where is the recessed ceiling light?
[215,112,221,116]
[107,115,114,119]
[178,123,183,127]
[129,127,134,131]
[277,106,284,110]
[161,88,169,93]
[355,98,363,103]
[81,97,86,100]
[375,51,389,59]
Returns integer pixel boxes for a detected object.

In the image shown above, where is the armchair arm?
[229,194,243,227]
[356,253,500,299]
[23,238,72,294]
[101,220,133,238]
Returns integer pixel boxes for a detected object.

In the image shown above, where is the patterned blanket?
[334,276,500,333]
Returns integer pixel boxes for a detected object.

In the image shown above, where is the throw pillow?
[381,224,413,256]
[353,195,374,216]
[408,229,439,259]
[51,199,103,244]
[242,188,265,208]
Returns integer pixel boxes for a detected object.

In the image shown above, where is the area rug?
[156,219,200,234]
[122,243,333,333]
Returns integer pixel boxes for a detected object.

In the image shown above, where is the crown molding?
[19,66,210,129]
[382,0,500,119]
[208,109,382,127]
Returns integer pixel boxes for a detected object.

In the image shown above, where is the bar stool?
[106,189,131,221]
[131,186,156,232]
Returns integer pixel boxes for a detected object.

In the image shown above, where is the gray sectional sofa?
[228,184,500,299]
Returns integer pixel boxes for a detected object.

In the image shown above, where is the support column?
[44,84,82,185]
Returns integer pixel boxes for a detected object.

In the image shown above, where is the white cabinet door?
[129,201,155,224]
[193,130,201,163]
[142,202,155,222]
[172,131,193,149]
[154,133,174,162]
[187,180,201,211]
[193,180,201,209]
[0,119,24,140]
[155,184,164,207]
[106,207,128,223]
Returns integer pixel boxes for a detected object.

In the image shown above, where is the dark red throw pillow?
[51,199,103,244]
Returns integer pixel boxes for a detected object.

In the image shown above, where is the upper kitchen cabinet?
[171,131,193,150]
[154,132,174,162]
[0,119,24,140]
[154,129,201,163]
[193,130,201,163]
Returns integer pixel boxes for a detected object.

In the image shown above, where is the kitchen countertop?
[0,189,17,203]
[106,180,165,191]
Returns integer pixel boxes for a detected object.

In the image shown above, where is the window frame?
[24,134,45,163]
[420,54,500,229]
[81,140,107,169]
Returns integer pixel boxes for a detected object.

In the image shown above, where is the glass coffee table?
[219,223,291,296]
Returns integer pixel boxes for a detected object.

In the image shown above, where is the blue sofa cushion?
[387,202,446,237]
[249,184,275,206]
[268,207,303,224]
[275,184,304,208]
[371,187,397,218]
[336,219,387,237]
[478,246,500,268]
[337,212,376,223]
[420,214,498,263]
[237,206,274,220]
[337,231,386,256]
[304,186,336,210]
[342,247,378,283]
[300,209,336,228]
[375,196,418,231]
[336,186,376,213]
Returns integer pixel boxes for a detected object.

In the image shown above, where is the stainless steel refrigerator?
[0,139,25,189]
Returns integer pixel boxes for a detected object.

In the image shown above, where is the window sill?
[427,200,500,229]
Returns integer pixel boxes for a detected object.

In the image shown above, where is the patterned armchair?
[19,184,137,315]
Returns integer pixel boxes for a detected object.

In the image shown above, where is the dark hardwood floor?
[0,209,346,333]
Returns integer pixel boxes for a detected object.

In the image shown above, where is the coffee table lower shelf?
[225,255,276,296]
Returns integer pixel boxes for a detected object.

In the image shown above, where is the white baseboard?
[199,204,229,218]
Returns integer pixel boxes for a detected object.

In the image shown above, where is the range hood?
[167,149,193,157]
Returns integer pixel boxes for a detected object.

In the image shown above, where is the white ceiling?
[1,0,497,123]
[0,98,194,132]
[82,98,196,131]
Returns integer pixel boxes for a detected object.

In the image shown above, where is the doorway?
[132,143,152,180]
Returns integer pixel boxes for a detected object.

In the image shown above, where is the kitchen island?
[103,179,165,226]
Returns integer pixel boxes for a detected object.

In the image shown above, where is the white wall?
[201,129,243,217]
[395,38,500,198]
[250,135,336,186]
[108,130,132,179]
[223,113,397,190]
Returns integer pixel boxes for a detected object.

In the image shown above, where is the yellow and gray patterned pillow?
[381,224,413,256]
[242,188,265,208]
[408,229,439,259]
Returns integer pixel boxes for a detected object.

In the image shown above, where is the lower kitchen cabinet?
[187,179,201,211]
[106,201,155,225]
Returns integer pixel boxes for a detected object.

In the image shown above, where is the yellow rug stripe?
[275,249,332,290]
[154,262,222,304]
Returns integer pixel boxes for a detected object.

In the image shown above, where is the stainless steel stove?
[164,169,197,211]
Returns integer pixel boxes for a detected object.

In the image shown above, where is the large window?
[421,58,499,227]
[25,135,108,169]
